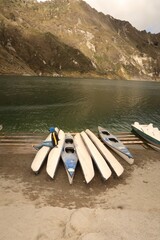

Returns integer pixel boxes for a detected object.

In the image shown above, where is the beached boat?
[85,129,124,177]
[98,126,134,164]
[74,133,95,183]
[131,122,160,150]
[31,133,52,173]
[81,131,112,181]
[31,127,59,173]
[61,133,78,184]
[46,129,65,179]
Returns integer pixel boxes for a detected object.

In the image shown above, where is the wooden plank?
[0,131,144,147]
[0,141,144,146]
[114,132,133,135]
[118,137,140,141]
[0,139,40,143]
[122,141,143,144]
[116,135,136,138]
[0,143,32,146]
[0,132,136,138]
[0,135,44,139]
[147,143,160,151]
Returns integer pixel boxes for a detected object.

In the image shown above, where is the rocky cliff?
[0,0,160,80]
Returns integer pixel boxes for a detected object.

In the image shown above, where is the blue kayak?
[61,133,78,184]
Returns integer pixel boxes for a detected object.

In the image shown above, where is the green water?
[0,76,160,133]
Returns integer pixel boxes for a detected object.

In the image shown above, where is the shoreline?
[0,141,160,206]
[0,73,160,82]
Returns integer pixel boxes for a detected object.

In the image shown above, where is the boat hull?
[132,123,160,149]
[85,129,124,177]
[31,133,51,173]
[81,131,112,181]
[46,130,65,179]
[74,133,94,183]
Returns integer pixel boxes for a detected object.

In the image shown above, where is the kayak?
[98,126,134,164]
[31,133,52,174]
[85,129,124,177]
[31,127,59,173]
[46,129,65,179]
[61,133,78,184]
[74,133,95,183]
[81,131,112,181]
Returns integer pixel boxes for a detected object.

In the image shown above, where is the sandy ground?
[0,142,160,240]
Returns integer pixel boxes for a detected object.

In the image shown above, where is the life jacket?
[52,132,58,146]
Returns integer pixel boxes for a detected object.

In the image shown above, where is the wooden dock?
[0,132,144,146]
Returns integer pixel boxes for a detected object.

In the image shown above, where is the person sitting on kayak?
[49,127,59,147]
[33,127,59,150]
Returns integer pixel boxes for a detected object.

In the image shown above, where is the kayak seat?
[65,139,73,144]
[102,131,110,136]
[65,147,75,153]
[109,137,118,143]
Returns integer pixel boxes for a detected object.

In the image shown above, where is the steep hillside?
[0,0,95,76]
[0,0,160,79]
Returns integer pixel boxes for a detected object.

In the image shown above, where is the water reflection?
[0,76,160,133]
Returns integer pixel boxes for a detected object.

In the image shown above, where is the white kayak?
[81,131,112,181]
[31,133,52,174]
[74,133,95,183]
[85,129,124,177]
[61,133,78,184]
[46,129,65,179]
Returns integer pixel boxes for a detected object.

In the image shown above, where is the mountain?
[0,0,160,80]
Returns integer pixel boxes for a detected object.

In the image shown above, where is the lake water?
[0,76,160,133]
